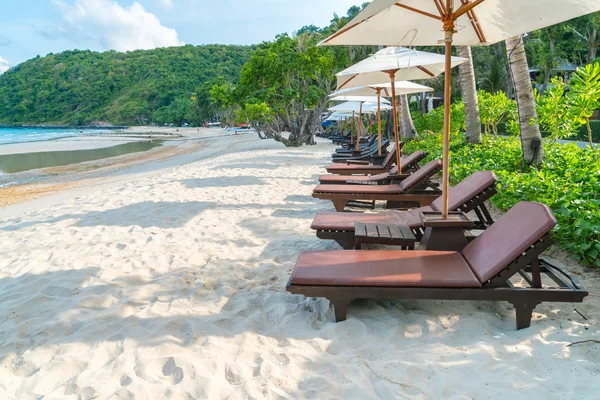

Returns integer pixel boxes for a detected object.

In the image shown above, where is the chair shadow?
[1,201,216,231]
[211,163,280,170]
[180,176,265,189]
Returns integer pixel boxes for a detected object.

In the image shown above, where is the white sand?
[0,134,598,399]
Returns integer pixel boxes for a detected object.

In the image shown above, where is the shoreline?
[0,127,247,208]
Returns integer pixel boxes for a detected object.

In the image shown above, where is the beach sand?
[0,133,598,399]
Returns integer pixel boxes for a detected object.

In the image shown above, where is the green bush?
[574,119,600,143]
[403,134,600,266]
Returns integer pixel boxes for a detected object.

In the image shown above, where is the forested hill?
[0,44,253,126]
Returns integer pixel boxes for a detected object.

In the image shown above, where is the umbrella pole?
[357,102,362,151]
[369,113,373,138]
[352,111,356,146]
[441,20,455,219]
[387,71,402,173]
[377,88,382,156]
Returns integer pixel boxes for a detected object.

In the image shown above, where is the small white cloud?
[158,0,173,9]
[53,0,183,52]
[0,56,10,74]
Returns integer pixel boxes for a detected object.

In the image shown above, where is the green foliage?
[569,63,600,145]
[477,90,516,136]
[232,32,345,146]
[403,135,600,266]
[0,45,253,125]
[413,101,466,136]
[535,77,582,142]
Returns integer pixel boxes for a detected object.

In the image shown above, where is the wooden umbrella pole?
[356,102,363,151]
[377,88,382,156]
[441,15,455,219]
[369,113,373,138]
[352,111,356,146]
[387,71,402,173]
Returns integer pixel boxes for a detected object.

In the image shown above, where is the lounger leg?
[331,199,347,212]
[328,298,352,322]
[511,301,540,330]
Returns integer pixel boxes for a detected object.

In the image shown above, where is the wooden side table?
[419,211,473,251]
[354,222,417,250]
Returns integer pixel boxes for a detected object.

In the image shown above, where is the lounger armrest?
[346,160,370,165]
[346,180,378,185]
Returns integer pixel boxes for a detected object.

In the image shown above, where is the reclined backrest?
[400,151,426,172]
[381,146,397,168]
[431,171,497,212]
[462,201,557,284]
[399,159,442,191]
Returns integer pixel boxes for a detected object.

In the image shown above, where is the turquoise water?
[0,127,115,145]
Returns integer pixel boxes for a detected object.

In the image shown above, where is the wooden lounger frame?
[286,235,588,329]
[314,165,442,212]
[316,183,497,249]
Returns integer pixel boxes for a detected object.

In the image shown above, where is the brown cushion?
[314,183,404,195]
[462,202,557,283]
[310,207,433,231]
[401,151,425,171]
[381,147,397,168]
[326,163,388,172]
[431,171,497,212]
[291,250,481,288]
[399,159,442,191]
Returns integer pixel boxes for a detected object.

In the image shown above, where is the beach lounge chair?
[334,135,378,153]
[287,201,588,329]
[314,159,442,212]
[320,151,427,184]
[325,146,398,175]
[312,170,497,249]
[332,139,388,160]
[331,141,391,164]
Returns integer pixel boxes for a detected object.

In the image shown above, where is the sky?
[0,0,360,73]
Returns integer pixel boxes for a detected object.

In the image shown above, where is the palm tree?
[399,94,416,138]
[506,35,544,165]
[457,46,481,144]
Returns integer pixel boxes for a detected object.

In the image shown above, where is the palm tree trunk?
[457,46,482,144]
[399,94,416,139]
[506,35,544,165]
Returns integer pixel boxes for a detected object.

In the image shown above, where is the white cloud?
[0,56,9,74]
[158,0,173,9]
[53,0,183,52]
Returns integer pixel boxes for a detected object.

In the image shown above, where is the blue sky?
[0,0,360,72]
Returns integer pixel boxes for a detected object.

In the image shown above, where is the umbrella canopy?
[320,0,600,218]
[328,101,391,113]
[329,95,391,104]
[319,0,600,47]
[331,81,433,98]
[325,112,354,121]
[336,47,466,90]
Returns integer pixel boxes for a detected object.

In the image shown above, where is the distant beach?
[0,127,240,207]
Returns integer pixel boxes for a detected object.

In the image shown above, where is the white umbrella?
[332,47,466,171]
[329,95,391,104]
[330,81,433,98]
[336,47,465,90]
[328,101,391,113]
[329,102,392,148]
[331,81,433,155]
[320,0,600,218]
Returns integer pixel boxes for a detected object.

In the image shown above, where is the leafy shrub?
[413,101,466,136]
[403,134,600,266]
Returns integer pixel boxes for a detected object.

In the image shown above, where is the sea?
[0,127,114,145]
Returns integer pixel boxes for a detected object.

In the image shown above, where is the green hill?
[0,44,253,126]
